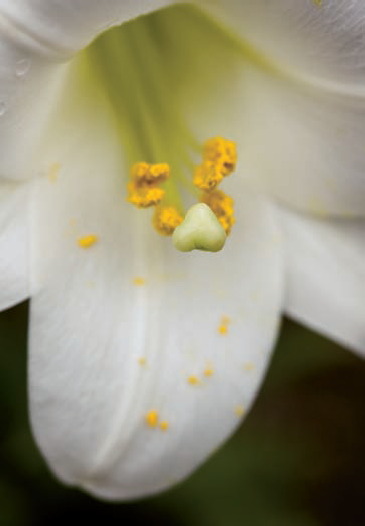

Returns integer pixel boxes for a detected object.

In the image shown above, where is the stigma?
[126,136,236,252]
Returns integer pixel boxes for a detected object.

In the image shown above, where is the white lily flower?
[0,0,365,501]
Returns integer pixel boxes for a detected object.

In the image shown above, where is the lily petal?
[175,3,365,217]
[205,0,365,86]
[277,205,365,357]
[0,0,182,181]
[28,62,284,500]
[0,181,30,309]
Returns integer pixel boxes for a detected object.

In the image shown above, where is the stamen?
[193,161,224,192]
[127,162,170,208]
[201,189,235,235]
[203,137,237,176]
[153,205,184,236]
[193,137,237,191]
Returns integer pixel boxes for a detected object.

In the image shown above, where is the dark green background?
[1,303,364,525]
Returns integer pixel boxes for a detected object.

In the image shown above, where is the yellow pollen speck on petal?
[48,162,61,183]
[138,357,147,366]
[201,190,235,235]
[204,368,214,377]
[153,205,183,236]
[187,375,199,386]
[78,235,98,248]
[243,362,256,372]
[312,0,322,5]
[160,421,169,431]
[145,410,159,427]
[218,316,230,335]
[133,277,146,286]
[234,405,245,417]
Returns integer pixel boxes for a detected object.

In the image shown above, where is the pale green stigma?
[173,203,226,253]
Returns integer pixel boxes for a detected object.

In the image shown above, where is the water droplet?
[15,58,30,77]
[0,102,6,116]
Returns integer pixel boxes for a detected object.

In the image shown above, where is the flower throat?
[85,5,241,251]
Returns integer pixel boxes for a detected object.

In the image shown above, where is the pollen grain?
[77,234,98,248]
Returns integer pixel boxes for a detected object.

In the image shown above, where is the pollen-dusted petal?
[153,205,183,236]
[201,190,235,235]
[28,23,284,501]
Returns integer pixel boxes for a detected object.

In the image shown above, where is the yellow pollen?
[133,277,146,286]
[48,162,61,183]
[203,137,237,176]
[243,362,255,372]
[204,368,214,377]
[312,0,322,5]
[153,205,183,236]
[234,405,245,417]
[218,315,230,335]
[187,375,199,385]
[127,162,170,208]
[145,410,159,427]
[78,234,98,248]
[201,190,235,235]
[138,357,147,366]
[193,161,224,192]
[193,137,237,192]
[160,421,169,431]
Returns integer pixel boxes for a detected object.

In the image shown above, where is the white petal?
[27,62,284,500]
[0,0,185,58]
[277,204,365,357]
[0,0,184,181]
[204,0,365,86]
[175,4,365,216]
[0,181,30,309]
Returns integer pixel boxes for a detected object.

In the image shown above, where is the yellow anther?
[78,234,98,248]
[130,162,170,184]
[153,205,183,236]
[201,190,235,235]
[127,162,170,208]
[204,368,214,377]
[187,375,199,385]
[203,137,237,176]
[218,315,230,335]
[127,182,165,208]
[160,421,169,431]
[148,163,170,182]
[145,410,159,427]
[193,161,224,192]
[133,277,146,286]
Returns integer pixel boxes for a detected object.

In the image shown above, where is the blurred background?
[0,302,364,526]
